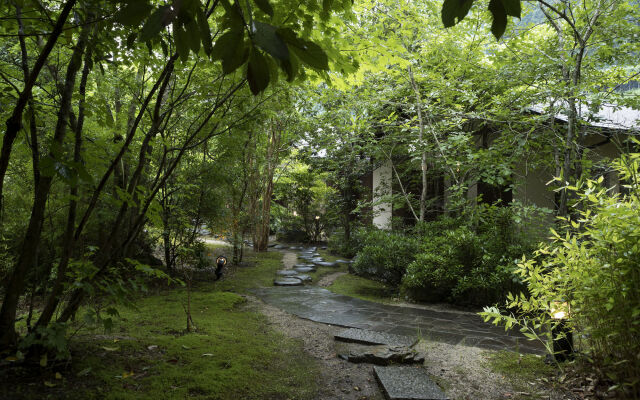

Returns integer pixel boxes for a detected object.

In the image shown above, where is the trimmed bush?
[351,229,419,285]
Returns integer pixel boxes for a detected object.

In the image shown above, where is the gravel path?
[246,296,384,400]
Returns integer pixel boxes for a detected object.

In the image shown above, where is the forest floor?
[0,242,578,400]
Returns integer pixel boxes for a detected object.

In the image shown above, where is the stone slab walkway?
[252,286,544,354]
[374,366,449,400]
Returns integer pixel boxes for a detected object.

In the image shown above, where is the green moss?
[2,249,319,400]
[214,248,283,293]
[486,350,557,399]
[327,273,397,303]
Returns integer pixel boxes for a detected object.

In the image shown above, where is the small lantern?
[551,302,573,362]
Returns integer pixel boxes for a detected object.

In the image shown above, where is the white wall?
[373,160,392,230]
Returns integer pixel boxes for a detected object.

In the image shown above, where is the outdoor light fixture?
[551,302,574,362]
[315,215,320,220]
[293,211,298,216]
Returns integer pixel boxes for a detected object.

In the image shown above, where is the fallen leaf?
[181,345,191,350]
[40,354,47,367]
[122,371,134,379]
[354,386,360,391]
[147,345,158,351]
[101,346,119,352]
[55,372,62,380]
[201,353,214,357]
[43,381,56,388]
[4,356,18,362]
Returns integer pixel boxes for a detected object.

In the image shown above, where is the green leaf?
[488,0,507,39]
[115,1,153,26]
[185,19,201,53]
[253,22,289,61]
[247,48,270,95]
[104,101,114,128]
[196,5,213,55]
[212,31,248,73]
[500,0,520,18]
[441,0,474,28]
[140,6,172,42]
[253,0,274,17]
[278,29,328,70]
[174,23,190,61]
[281,52,299,82]
[322,0,333,13]
[289,40,328,70]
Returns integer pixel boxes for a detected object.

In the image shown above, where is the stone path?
[261,245,545,400]
[253,285,544,354]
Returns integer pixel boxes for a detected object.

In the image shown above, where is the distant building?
[366,103,640,229]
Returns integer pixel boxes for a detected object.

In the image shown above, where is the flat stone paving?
[374,366,449,400]
[335,328,417,347]
[252,286,544,354]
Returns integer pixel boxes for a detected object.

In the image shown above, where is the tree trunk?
[0,26,88,349]
[0,0,77,217]
[408,66,427,222]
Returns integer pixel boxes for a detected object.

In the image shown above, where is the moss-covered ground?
[325,273,397,304]
[1,246,320,400]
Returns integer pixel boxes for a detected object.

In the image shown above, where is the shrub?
[481,154,640,395]
[401,208,535,306]
[351,229,419,285]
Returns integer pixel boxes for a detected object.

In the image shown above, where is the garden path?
[254,249,545,355]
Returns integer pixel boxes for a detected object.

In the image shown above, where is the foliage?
[272,160,334,242]
[351,229,419,285]
[480,154,640,395]
[401,206,537,306]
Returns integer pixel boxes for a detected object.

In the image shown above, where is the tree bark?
[0,25,88,349]
[408,66,427,222]
[0,0,78,217]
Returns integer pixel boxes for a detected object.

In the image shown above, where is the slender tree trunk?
[408,66,427,222]
[0,0,77,216]
[0,26,88,348]
[36,44,93,328]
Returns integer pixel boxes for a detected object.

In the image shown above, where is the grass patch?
[213,247,283,293]
[2,250,319,400]
[327,273,397,303]
[486,350,557,399]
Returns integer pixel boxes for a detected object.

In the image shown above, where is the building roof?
[529,103,640,132]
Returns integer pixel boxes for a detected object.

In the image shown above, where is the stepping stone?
[267,243,277,248]
[314,261,338,268]
[373,366,449,400]
[289,246,302,250]
[335,328,417,348]
[294,266,315,273]
[312,252,320,257]
[311,257,324,263]
[294,263,315,268]
[321,246,327,250]
[295,274,312,282]
[274,277,303,286]
[276,270,299,276]
[274,244,287,249]
[335,259,350,264]
[339,345,425,366]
